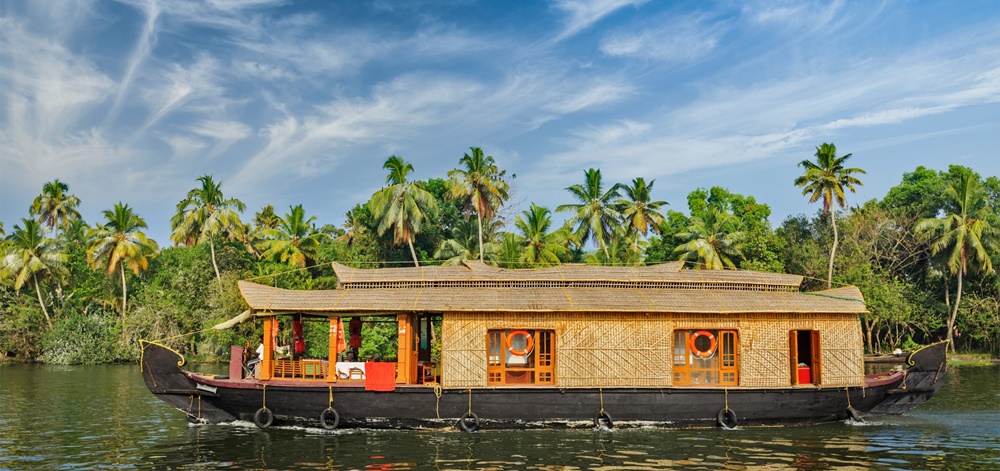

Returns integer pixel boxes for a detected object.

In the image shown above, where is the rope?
[724,388,729,411]
[198,395,202,420]
[157,326,216,344]
[434,384,443,419]
[328,386,334,409]
[900,370,908,390]
[466,388,473,415]
[188,395,194,416]
[599,387,605,413]
[262,384,267,409]
[845,387,852,408]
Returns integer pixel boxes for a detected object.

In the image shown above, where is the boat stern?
[139,340,236,423]
[869,340,949,414]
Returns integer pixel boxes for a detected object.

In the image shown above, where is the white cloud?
[600,14,722,62]
[551,0,648,41]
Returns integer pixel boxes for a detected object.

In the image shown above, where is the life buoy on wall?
[689,330,717,358]
[506,330,534,356]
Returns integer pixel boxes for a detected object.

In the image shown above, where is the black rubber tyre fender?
[458,412,480,432]
[847,406,864,423]
[320,407,340,430]
[717,408,737,429]
[593,410,613,429]
[253,407,274,429]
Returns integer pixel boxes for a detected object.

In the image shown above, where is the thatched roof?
[237,262,865,316]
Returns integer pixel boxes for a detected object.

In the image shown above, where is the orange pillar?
[396,313,416,384]
[261,316,274,380]
[326,318,338,382]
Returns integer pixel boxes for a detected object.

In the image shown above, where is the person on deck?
[349,317,362,360]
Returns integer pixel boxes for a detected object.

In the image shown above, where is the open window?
[673,329,738,386]
[790,330,821,385]
[487,329,555,386]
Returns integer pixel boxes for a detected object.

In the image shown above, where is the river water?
[0,363,997,470]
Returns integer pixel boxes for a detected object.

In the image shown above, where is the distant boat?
[141,261,949,430]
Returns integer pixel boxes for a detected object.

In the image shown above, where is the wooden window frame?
[672,329,739,387]
[486,329,555,386]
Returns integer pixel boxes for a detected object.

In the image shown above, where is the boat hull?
[140,340,949,429]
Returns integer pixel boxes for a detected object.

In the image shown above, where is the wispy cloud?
[600,13,723,63]
[551,0,648,41]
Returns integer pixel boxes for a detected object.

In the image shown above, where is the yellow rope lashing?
[328,386,334,409]
[433,384,443,419]
[466,388,473,415]
[845,387,851,408]
[599,387,605,413]
[262,384,267,409]
[724,388,729,411]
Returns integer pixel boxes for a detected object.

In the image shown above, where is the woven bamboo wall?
[441,312,863,389]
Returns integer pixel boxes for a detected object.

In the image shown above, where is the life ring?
[593,410,613,429]
[506,330,534,356]
[717,408,737,429]
[320,407,340,430]
[458,412,480,432]
[689,330,717,359]
[253,407,274,429]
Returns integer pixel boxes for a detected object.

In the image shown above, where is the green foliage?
[39,309,120,364]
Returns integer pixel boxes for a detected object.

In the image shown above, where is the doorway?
[790,330,821,385]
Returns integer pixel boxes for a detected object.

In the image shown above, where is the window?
[673,329,739,386]
[487,329,555,386]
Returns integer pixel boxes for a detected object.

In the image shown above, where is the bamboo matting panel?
[440,312,863,389]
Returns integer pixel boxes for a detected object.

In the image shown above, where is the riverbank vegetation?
[2,145,997,363]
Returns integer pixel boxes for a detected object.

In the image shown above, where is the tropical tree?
[257,204,328,267]
[30,179,82,240]
[171,175,246,282]
[617,177,667,251]
[794,143,865,288]
[253,204,281,232]
[673,209,745,270]
[446,147,510,262]
[915,169,996,351]
[87,203,158,319]
[434,218,501,265]
[557,168,623,257]
[586,225,644,266]
[370,156,439,266]
[1,218,68,327]
[515,203,569,268]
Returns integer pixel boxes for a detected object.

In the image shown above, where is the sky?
[1,0,998,246]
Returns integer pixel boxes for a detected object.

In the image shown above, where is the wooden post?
[326,318,338,383]
[261,316,274,380]
[396,313,416,384]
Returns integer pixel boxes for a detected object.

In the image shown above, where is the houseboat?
[140,261,948,431]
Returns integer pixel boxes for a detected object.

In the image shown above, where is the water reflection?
[0,364,997,470]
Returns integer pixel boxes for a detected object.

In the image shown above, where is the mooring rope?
[599,387,605,414]
[433,384,443,419]
[725,388,730,411]
[466,388,473,415]
[262,384,267,409]
[328,386,334,409]
[845,387,852,408]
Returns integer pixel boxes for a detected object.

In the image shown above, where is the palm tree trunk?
[33,273,53,328]
[407,237,420,267]
[476,212,484,262]
[947,265,963,354]
[827,208,838,289]
[120,264,128,319]
[209,237,221,282]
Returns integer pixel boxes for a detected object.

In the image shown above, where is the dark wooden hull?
[139,340,949,429]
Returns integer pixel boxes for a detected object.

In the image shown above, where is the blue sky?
[1,0,998,245]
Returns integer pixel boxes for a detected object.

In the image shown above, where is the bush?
[39,310,121,364]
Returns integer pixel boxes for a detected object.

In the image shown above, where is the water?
[1,363,997,470]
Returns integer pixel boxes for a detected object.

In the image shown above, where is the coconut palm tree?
[515,203,569,268]
[617,177,667,251]
[30,179,82,240]
[171,175,246,282]
[673,209,744,270]
[557,168,622,257]
[87,203,158,319]
[446,147,510,262]
[794,143,865,288]
[434,218,501,265]
[495,232,525,269]
[257,204,328,267]
[253,204,281,232]
[1,218,68,327]
[586,225,644,266]
[915,169,996,352]
[370,156,439,267]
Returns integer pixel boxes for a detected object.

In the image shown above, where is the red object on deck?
[365,362,397,391]
[798,366,812,384]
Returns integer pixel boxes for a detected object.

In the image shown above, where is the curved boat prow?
[869,340,949,414]
[139,340,236,423]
